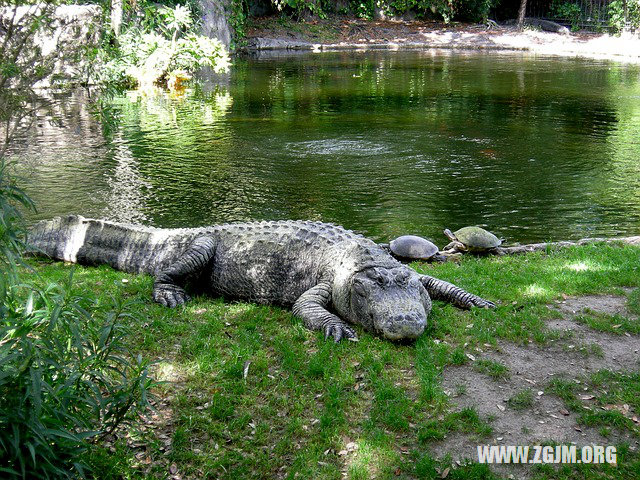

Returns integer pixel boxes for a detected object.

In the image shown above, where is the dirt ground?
[433,292,640,477]
[246,17,640,63]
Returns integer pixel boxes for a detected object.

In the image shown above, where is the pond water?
[17,50,640,245]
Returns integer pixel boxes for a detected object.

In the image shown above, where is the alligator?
[28,215,495,342]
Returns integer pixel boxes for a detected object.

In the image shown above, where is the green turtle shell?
[389,235,439,260]
[454,227,502,251]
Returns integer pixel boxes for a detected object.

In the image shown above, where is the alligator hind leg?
[153,236,216,308]
[419,275,495,310]
[293,282,358,342]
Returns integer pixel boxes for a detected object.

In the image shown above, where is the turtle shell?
[453,227,501,251]
[389,235,439,260]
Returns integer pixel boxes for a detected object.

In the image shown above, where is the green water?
[20,50,640,245]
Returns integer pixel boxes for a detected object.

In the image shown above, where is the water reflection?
[102,133,151,224]
[15,51,640,244]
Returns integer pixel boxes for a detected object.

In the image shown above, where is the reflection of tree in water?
[102,133,151,224]
[18,54,640,244]
[103,88,235,227]
[231,51,629,243]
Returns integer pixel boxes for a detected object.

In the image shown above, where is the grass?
[507,389,534,410]
[25,243,640,479]
[547,371,640,434]
[473,359,510,380]
[574,310,640,335]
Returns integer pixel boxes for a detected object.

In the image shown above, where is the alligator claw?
[324,323,358,343]
[473,298,496,309]
[153,284,190,308]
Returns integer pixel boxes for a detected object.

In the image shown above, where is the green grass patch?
[574,310,640,335]
[24,243,640,478]
[473,358,510,380]
[417,407,493,442]
[507,388,535,410]
[547,371,640,435]
[627,287,640,316]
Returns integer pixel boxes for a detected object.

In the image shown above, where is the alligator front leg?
[292,282,358,342]
[152,236,216,308]
[419,275,495,310]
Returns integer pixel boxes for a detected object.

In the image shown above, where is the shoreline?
[439,235,640,261]
[245,19,640,63]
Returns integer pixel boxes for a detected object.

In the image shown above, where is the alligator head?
[348,266,431,341]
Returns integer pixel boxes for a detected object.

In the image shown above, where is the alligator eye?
[353,280,367,297]
[366,268,385,285]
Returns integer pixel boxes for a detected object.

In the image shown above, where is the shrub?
[0,281,155,478]
[0,162,34,289]
[551,0,583,31]
[0,161,156,478]
[609,0,640,32]
[97,4,230,89]
[455,0,497,22]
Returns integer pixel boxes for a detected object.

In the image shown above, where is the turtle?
[380,235,444,262]
[443,226,502,254]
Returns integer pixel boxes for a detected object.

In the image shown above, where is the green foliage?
[455,0,497,22]
[0,280,155,478]
[272,0,330,19]
[97,4,230,89]
[351,0,377,19]
[263,0,494,23]
[0,162,34,291]
[551,0,583,31]
[230,0,249,46]
[0,162,155,478]
[609,0,640,32]
[347,0,493,24]
[0,2,65,160]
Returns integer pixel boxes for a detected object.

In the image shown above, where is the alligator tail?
[27,215,202,274]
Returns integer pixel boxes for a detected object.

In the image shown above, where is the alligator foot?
[293,282,359,343]
[324,321,358,343]
[152,283,191,308]
[420,275,495,310]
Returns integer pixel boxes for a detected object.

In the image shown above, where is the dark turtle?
[444,227,502,254]
[380,235,441,262]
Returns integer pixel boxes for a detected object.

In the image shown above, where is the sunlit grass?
[25,243,640,479]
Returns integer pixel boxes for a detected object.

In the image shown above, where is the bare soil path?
[247,17,640,63]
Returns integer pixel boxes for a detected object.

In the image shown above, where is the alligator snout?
[382,312,426,341]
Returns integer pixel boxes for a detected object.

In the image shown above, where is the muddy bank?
[246,18,640,63]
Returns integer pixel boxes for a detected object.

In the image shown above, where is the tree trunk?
[517,0,527,30]
[111,0,123,36]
